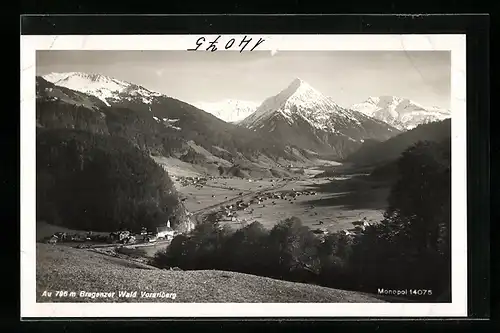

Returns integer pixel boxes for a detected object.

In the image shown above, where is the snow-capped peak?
[365,96,407,108]
[365,96,380,104]
[281,77,322,102]
[238,78,399,157]
[350,96,451,130]
[289,77,305,87]
[240,77,352,130]
[194,99,260,123]
[41,72,162,106]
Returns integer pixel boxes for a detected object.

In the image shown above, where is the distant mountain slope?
[40,73,293,158]
[193,99,259,123]
[42,72,163,106]
[350,96,450,131]
[36,76,185,155]
[36,75,108,109]
[344,119,451,166]
[37,74,317,175]
[239,78,400,159]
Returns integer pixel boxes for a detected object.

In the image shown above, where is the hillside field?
[36,243,386,303]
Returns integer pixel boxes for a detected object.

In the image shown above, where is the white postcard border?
[20,34,467,318]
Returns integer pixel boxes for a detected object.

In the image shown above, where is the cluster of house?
[216,199,251,221]
[109,224,176,244]
[44,220,178,247]
[205,189,319,225]
[252,189,318,204]
[308,218,374,239]
[175,176,208,188]
[108,230,136,244]
[44,231,109,245]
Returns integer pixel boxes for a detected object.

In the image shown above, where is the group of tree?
[36,128,189,232]
[37,99,185,157]
[154,138,451,301]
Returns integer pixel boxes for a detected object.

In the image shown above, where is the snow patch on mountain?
[350,96,451,130]
[194,99,260,123]
[42,72,162,106]
[153,116,181,130]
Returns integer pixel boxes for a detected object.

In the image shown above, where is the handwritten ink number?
[251,38,265,51]
[225,38,235,50]
[188,36,265,52]
[187,37,205,51]
[206,35,221,52]
[239,35,252,53]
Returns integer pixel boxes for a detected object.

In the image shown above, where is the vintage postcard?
[20,34,467,318]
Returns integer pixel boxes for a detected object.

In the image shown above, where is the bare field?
[175,177,284,212]
[151,156,204,178]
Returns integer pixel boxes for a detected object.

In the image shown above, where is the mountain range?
[38,72,451,174]
[37,73,312,178]
[350,96,450,131]
[238,78,401,159]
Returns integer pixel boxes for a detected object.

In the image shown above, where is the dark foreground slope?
[36,244,385,303]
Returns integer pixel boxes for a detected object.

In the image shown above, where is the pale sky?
[36,50,450,109]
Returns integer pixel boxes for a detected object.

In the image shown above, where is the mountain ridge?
[36,74,317,178]
[42,72,163,106]
[350,95,450,131]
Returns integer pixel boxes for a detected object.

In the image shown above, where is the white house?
[156,220,175,240]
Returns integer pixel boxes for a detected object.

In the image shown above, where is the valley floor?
[171,166,390,234]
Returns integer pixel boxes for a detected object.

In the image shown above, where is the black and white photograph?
[21,34,467,318]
